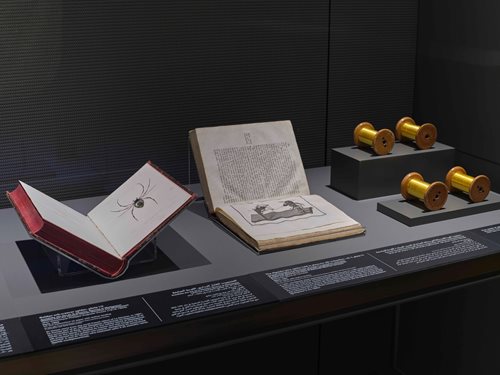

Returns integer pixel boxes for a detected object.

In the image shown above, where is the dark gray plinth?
[377,192,500,226]
[330,142,455,200]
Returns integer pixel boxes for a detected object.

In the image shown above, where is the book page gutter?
[88,163,192,257]
[197,121,310,210]
[20,182,119,257]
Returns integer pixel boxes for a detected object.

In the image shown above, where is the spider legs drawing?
[112,179,158,221]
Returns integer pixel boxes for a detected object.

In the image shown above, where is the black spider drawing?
[112,179,158,221]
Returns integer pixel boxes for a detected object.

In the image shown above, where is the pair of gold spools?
[353,117,490,211]
[401,167,491,211]
[353,116,437,155]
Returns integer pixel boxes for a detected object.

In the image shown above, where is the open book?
[7,161,196,278]
[189,120,365,252]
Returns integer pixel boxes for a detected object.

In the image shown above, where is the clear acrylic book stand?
[43,238,159,277]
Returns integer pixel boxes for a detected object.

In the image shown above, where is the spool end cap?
[401,172,424,200]
[469,175,491,203]
[395,116,416,141]
[424,181,448,211]
[353,122,374,147]
[415,123,437,149]
[445,166,467,191]
[373,129,395,155]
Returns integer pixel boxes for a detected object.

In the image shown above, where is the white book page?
[88,163,192,257]
[20,182,119,257]
[195,120,310,211]
[217,195,361,241]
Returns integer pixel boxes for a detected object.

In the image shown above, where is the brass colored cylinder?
[400,123,420,139]
[358,127,378,146]
[452,173,475,193]
[407,178,429,200]
[445,166,490,203]
[401,172,448,211]
[353,122,395,156]
[395,116,437,150]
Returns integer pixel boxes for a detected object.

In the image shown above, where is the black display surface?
[252,253,395,300]
[2,168,500,374]
[253,226,500,301]
[144,276,276,323]
[17,240,178,294]
[19,276,277,352]
[21,297,163,350]
[5,224,500,358]
[0,319,32,359]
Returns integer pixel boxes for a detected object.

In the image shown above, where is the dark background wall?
[327,0,417,162]
[414,0,500,183]
[397,1,500,373]
[0,0,418,208]
[4,1,500,374]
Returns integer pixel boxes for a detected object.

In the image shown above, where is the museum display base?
[15,226,208,293]
[46,238,159,277]
[330,142,455,200]
[377,192,500,226]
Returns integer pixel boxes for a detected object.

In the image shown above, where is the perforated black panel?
[0,1,329,207]
[415,0,500,167]
[327,0,418,161]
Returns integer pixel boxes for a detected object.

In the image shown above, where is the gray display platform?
[330,142,455,199]
[5,166,500,373]
[377,192,500,226]
[1,167,500,322]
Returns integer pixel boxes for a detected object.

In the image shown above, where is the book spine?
[37,222,125,278]
[6,184,44,234]
[7,184,125,278]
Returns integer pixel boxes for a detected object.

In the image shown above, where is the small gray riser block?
[330,142,455,200]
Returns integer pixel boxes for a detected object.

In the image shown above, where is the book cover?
[7,161,196,278]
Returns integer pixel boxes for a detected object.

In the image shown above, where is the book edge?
[215,195,365,252]
[189,129,216,213]
[7,184,126,278]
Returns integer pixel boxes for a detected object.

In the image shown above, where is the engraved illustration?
[250,200,314,223]
[112,179,158,221]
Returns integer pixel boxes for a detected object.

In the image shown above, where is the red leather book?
[7,161,196,278]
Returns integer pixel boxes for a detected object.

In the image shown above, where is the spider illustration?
[112,179,158,221]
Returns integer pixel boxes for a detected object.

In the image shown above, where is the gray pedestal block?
[377,192,500,226]
[330,142,455,200]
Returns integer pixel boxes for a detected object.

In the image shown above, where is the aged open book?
[189,120,365,252]
[7,161,196,278]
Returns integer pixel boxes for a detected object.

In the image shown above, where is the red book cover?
[6,161,196,278]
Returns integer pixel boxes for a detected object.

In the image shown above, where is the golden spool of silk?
[401,172,448,211]
[445,166,490,203]
[353,122,395,156]
[395,116,437,150]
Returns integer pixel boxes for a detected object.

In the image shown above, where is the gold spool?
[395,116,437,150]
[445,166,490,203]
[353,122,395,156]
[401,172,448,211]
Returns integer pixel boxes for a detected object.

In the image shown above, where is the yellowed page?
[217,194,362,242]
[193,120,310,213]
[20,181,118,257]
